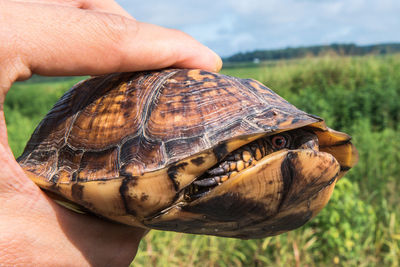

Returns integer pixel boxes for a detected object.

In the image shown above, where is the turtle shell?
[18,69,319,179]
[18,69,358,238]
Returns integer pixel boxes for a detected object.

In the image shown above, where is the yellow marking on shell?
[57,169,73,183]
[203,81,218,88]
[112,93,126,104]
[53,179,125,215]
[226,134,265,151]
[40,172,170,227]
[111,93,130,127]
[206,88,220,97]
[167,78,178,83]
[308,121,328,131]
[173,114,184,123]
[277,118,297,128]
[249,81,275,96]
[187,69,215,81]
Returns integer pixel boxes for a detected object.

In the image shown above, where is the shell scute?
[119,136,165,176]
[78,147,120,181]
[67,75,143,150]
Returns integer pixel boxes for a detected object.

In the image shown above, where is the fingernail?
[213,52,223,72]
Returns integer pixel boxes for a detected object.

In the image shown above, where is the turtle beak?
[315,127,359,180]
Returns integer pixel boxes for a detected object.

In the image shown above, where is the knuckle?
[99,14,136,42]
[91,13,138,69]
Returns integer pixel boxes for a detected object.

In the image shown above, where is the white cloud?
[117,0,400,56]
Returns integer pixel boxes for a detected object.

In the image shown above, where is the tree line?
[224,43,400,62]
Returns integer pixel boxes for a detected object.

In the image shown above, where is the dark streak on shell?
[279,152,296,209]
[183,192,268,222]
[71,183,84,201]
[51,173,59,183]
[340,166,351,172]
[140,193,149,202]
[190,156,205,166]
[119,175,139,216]
[71,172,78,182]
[212,143,229,162]
[261,211,313,234]
[167,162,189,191]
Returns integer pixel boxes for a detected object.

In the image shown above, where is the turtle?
[17,69,358,239]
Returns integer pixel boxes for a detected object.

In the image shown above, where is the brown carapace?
[17,69,358,239]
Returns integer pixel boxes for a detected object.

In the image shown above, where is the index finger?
[2,1,222,81]
[12,0,134,18]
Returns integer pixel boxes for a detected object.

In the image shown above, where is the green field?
[5,55,400,266]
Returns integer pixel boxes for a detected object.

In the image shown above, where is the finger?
[11,0,133,18]
[77,0,133,18]
[4,1,222,80]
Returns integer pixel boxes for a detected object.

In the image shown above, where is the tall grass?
[5,78,82,157]
[4,55,400,266]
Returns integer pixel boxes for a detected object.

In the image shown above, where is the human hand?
[0,0,222,265]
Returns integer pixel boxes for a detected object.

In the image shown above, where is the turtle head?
[144,125,358,238]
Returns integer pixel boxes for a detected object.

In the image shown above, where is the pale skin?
[0,0,222,265]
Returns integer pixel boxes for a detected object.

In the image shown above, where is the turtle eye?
[271,135,288,149]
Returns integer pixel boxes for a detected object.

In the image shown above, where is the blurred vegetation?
[4,54,400,266]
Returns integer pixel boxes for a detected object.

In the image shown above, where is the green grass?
[4,55,400,266]
[5,77,83,157]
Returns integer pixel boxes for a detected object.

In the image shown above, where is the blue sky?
[117,0,400,57]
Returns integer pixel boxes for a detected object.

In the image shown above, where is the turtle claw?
[206,167,226,176]
[193,177,220,187]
